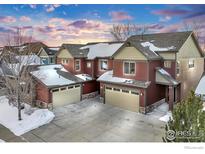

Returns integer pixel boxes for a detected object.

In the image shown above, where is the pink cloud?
[45,4,61,12]
[20,16,31,22]
[0,16,16,23]
[152,9,189,16]
[109,11,133,21]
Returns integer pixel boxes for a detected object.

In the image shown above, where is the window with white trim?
[164,61,171,68]
[176,61,180,75]
[188,59,194,68]
[62,58,68,64]
[87,62,91,68]
[123,61,135,75]
[75,59,81,71]
[99,59,108,71]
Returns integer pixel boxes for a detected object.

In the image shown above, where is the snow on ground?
[80,43,123,59]
[30,64,76,86]
[0,139,5,142]
[0,96,55,136]
[147,102,172,123]
[141,41,175,53]
[195,75,205,95]
[159,111,172,122]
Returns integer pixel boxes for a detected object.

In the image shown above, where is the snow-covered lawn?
[0,96,55,136]
[0,139,5,142]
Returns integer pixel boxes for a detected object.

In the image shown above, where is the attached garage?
[105,86,140,112]
[52,84,81,107]
[30,64,84,109]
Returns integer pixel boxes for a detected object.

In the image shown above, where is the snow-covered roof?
[125,31,194,60]
[97,70,151,88]
[75,74,93,81]
[6,55,41,75]
[195,74,205,95]
[80,43,123,59]
[156,67,179,85]
[141,41,175,53]
[30,64,83,88]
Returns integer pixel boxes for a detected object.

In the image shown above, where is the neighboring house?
[2,42,53,65]
[56,42,123,96]
[195,72,205,102]
[97,31,204,113]
[38,47,59,64]
[28,64,87,108]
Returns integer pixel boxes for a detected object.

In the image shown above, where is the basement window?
[188,59,194,68]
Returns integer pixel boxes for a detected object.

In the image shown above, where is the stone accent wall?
[82,91,99,100]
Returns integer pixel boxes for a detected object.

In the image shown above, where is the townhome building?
[56,42,123,98]
[97,31,204,113]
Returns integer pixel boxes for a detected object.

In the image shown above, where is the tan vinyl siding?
[177,36,201,59]
[57,49,73,58]
[156,72,170,85]
[39,48,49,57]
[158,52,176,60]
[176,35,204,99]
[114,47,147,60]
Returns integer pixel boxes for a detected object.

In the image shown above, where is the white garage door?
[52,84,81,107]
[105,86,139,112]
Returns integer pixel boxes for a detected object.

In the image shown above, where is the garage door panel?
[105,87,139,112]
[53,86,81,107]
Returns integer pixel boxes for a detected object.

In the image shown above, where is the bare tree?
[0,28,38,120]
[182,20,202,41]
[110,23,148,41]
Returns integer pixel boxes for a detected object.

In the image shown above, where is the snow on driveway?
[0,139,5,142]
[147,102,172,123]
[0,96,55,136]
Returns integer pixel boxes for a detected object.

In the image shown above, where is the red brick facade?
[82,80,98,94]
[113,60,149,81]
[36,82,51,104]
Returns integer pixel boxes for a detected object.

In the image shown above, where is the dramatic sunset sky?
[0,4,205,48]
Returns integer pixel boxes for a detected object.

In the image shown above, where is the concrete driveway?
[0,97,166,142]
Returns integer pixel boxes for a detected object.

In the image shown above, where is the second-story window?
[176,61,180,75]
[99,59,108,71]
[62,58,68,64]
[75,59,81,71]
[164,61,171,68]
[87,62,91,68]
[188,59,194,68]
[124,61,135,75]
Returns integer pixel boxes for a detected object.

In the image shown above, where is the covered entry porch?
[155,67,180,110]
